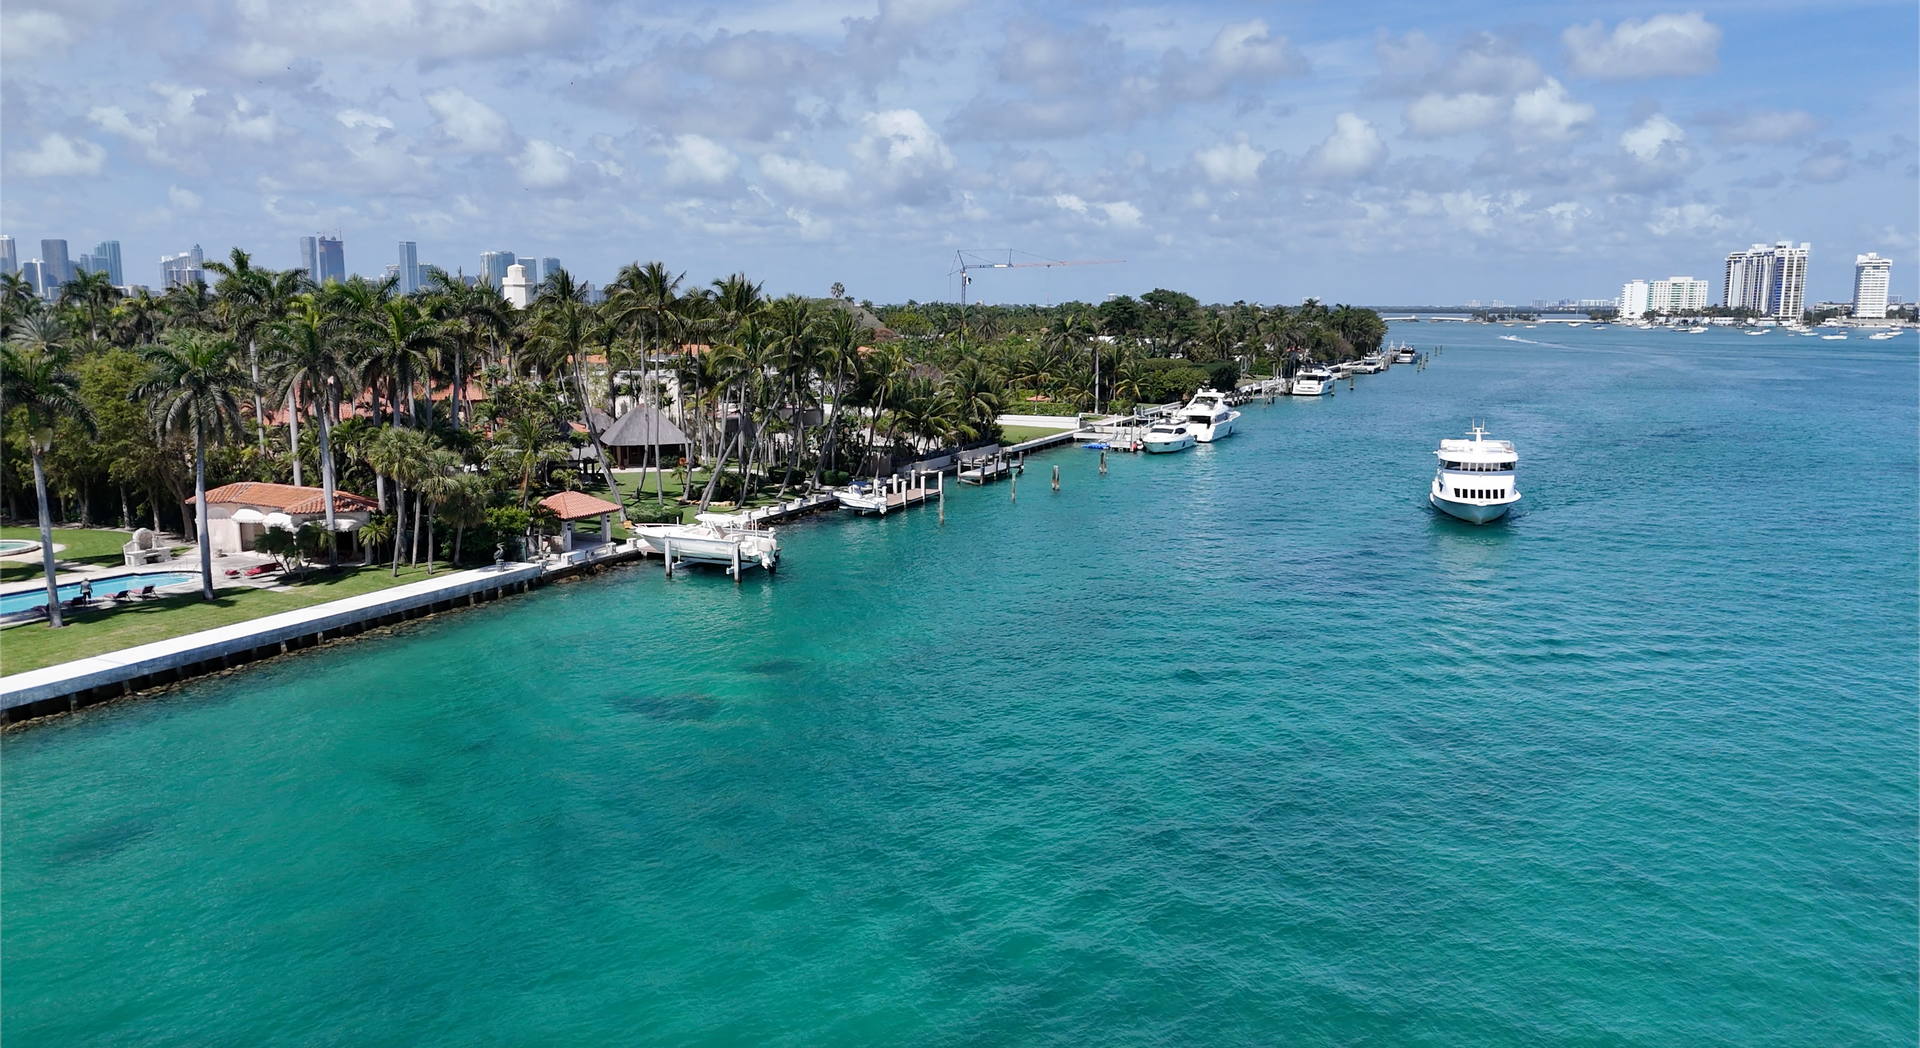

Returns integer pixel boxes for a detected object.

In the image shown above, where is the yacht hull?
[1143,435,1195,453]
[1191,416,1238,442]
[1430,493,1514,524]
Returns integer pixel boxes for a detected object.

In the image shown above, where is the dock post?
[1051,465,1060,492]
[732,541,741,583]
[1010,472,1017,503]
[1100,450,1108,475]
[664,537,673,576]
[938,487,945,525]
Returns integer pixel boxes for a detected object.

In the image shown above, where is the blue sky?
[5,0,1914,305]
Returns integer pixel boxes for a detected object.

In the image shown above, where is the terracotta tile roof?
[539,491,623,521]
[189,482,377,515]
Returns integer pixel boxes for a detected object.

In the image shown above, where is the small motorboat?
[635,518,780,575]
[834,481,890,515]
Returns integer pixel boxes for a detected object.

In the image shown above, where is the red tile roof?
[189,482,377,515]
[539,491,622,521]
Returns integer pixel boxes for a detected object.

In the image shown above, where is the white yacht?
[1290,366,1335,396]
[1430,425,1520,524]
[1353,353,1388,374]
[635,517,780,574]
[1141,419,1196,453]
[834,480,890,515]
[1392,346,1418,365]
[1179,388,1241,442]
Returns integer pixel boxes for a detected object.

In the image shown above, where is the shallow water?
[5,325,1916,1046]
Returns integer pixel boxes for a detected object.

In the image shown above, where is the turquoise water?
[0,571,200,614]
[5,326,1915,1045]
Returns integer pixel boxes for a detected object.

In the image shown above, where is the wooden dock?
[957,450,1023,485]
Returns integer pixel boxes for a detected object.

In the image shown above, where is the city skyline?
[2,0,1913,306]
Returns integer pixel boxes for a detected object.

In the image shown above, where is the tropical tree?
[134,330,251,600]
[487,414,565,510]
[368,426,430,575]
[1,323,95,627]
[58,269,123,342]
[264,298,360,566]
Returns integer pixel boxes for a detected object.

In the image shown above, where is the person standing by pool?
[78,579,92,606]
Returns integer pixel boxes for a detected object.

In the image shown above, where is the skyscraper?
[160,244,205,289]
[1723,242,1809,320]
[40,239,71,287]
[480,251,515,288]
[92,240,123,285]
[300,235,346,284]
[20,260,49,297]
[1619,279,1650,318]
[540,257,563,283]
[398,241,419,294]
[0,236,16,276]
[1648,277,1709,314]
[1853,254,1891,319]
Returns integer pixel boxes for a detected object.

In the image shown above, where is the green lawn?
[1000,424,1077,444]
[1,527,132,584]
[0,563,451,676]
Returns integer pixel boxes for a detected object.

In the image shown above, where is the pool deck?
[1,562,543,724]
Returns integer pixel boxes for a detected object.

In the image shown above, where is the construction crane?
[950,250,1122,348]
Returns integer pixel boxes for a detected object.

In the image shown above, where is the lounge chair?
[244,563,280,578]
[224,568,243,578]
[136,585,157,600]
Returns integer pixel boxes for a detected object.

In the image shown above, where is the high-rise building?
[91,240,123,285]
[40,239,71,288]
[398,241,419,294]
[0,235,16,276]
[300,235,346,284]
[1648,277,1709,314]
[480,251,515,288]
[1724,241,1809,320]
[20,260,49,297]
[1620,279,1650,318]
[1853,253,1892,320]
[540,257,563,283]
[160,244,205,289]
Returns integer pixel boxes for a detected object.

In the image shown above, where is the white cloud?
[1166,19,1310,99]
[1646,203,1735,237]
[514,140,576,188]
[226,98,278,142]
[89,105,160,146]
[851,109,954,199]
[1403,92,1504,138]
[1053,193,1088,213]
[424,88,512,153]
[1100,201,1143,227]
[1564,13,1721,80]
[232,0,585,61]
[1303,113,1386,182]
[757,154,851,199]
[337,109,394,131]
[12,133,107,177]
[1707,109,1822,147]
[1193,135,1266,186]
[169,185,203,212]
[1620,114,1687,161]
[663,135,739,186]
[1510,79,1594,141]
[1,8,78,60]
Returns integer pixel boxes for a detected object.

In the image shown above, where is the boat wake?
[1499,334,1539,344]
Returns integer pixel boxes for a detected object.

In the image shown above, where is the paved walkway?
[2,562,543,712]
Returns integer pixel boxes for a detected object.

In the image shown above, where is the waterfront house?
[188,482,377,557]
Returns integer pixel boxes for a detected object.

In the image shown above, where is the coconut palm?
[58,269,123,342]
[368,426,430,575]
[413,448,463,575]
[362,296,450,427]
[134,330,251,600]
[264,298,360,567]
[488,415,566,510]
[812,305,862,486]
[206,249,307,454]
[423,268,511,428]
[1,322,95,627]
[527,268,624,521]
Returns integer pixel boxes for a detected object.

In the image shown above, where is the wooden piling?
[1051,465,1060,491]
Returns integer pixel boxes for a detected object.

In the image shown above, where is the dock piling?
[1051,465,1060,491]
[1099,450,1108,475]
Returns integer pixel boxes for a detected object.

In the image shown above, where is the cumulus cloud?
[169,185,203,212]
[1,7,80,60]
[337,109,394,131]
[850,109,954,200]
[90,105,161,146]
[515,140,576,188]
[425,88,512,153]
[1403,92,1504,138]
[1614,113,1699,190]
[1193,135,1266,186]
[12,133,107,177]
[1510,78,1595,141]
[1620,114,1688,161]
[1646,203,1736,237]
[663,135,739,186]
[1564,13,1721,80]
[1303,113,1386,182]
[230,0,587,62]
[1703,108,1822,147]
[757,154,852,199]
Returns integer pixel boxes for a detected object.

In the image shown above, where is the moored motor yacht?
[1392,346,1418,364]
[1430,424,1520,524]
[1353,353,1388,374]
[635,517,780,574]
[1179,388,1241,442]
[1141,419,1196,453]
[1290,366,1335,396]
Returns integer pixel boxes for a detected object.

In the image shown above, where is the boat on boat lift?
[634,516,780,575]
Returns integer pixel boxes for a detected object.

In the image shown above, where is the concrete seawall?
[1,562,544,726]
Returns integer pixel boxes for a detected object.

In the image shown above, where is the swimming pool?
[0,572,200,615]
[0,539,42,555]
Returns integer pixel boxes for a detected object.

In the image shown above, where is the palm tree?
[527,269,625,524]
[134,330,251,600]
[423,268,511,429]
[488,415,565,510]
[368,427,426,575]
[361,296,449,427]
[264,298,360,567]
[58,269,123,342]
[812,305,862,486]
[1,324,95,628]
[414,448,463,575]
[206,249,307,455]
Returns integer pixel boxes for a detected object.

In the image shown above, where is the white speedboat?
[1869,330,1902,340]
[1141,420,1196,453]
[1290,367,1335,396]
[1430,424,1520,524]
[1745,329,1769,335]
[1392,347,1417,364]
[1820,333,1847,340]
[1179,388,1241,442]
[636,518,780,574]
[1353,353,1388,374]
[835,481,890,515]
